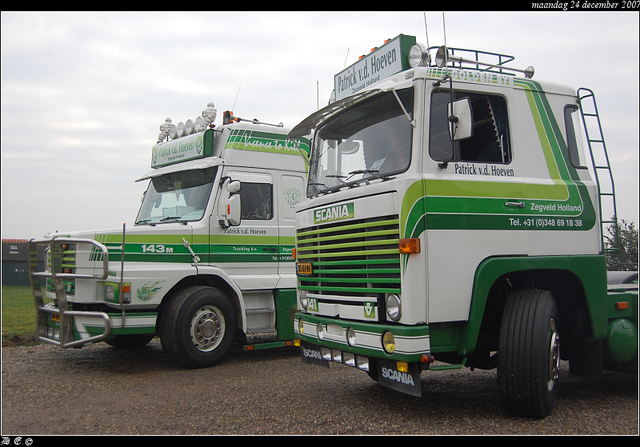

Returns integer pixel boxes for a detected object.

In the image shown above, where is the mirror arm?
[438,75,456,169]
[392,90,415,128]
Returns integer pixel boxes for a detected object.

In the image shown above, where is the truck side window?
[429,90,511,164]
[240,183,273,220]
[564,105,587,169]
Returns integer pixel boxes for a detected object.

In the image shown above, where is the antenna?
[232,84,241,112]
[423,12,430,49]
[442,12,447,50]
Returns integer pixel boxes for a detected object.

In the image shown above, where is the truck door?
[425,85,528,323]
[277,172,305,289]
[210,170,279,290]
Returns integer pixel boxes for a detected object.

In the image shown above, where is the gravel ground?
[2,339,637,436]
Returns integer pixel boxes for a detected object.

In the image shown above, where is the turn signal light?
[615,302,629,310]
[399,238,420,254]
[421,354,435,365]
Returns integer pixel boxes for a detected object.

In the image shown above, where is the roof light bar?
[157,102,218,143]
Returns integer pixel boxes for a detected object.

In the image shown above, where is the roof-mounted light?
[408,43,430,68]
[168,123,177,140]
[156,102,218,143]
[184,119,195,135]
[435,45,449,68]
[194,116,204,133]
[176,122,185,138]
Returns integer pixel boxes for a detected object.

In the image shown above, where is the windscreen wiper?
[346,169,378,180]
[135,219,156,226]
[160,216,188,225]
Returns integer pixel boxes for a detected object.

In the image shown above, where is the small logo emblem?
[364,302,376,318]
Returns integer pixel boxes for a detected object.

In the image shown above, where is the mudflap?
[376,358,422,397]
[300,342,329,368]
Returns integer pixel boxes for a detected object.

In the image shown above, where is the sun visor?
[135,157,225,182]
[288,88,383,139]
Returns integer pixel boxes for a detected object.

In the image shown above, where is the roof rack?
[426,46,534,78]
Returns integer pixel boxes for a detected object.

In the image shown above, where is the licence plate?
[296,262,312,276]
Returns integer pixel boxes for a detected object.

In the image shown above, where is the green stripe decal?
[91,233,294,264]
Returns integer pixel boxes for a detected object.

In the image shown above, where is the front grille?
[296,215,401,300]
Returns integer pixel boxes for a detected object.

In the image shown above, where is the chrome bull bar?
[29,237,111,348]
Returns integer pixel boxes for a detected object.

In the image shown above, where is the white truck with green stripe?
[290,35,637,418]
[29,103,310,368]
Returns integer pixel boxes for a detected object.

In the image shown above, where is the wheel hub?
[547,318,560,391]
[191,306,225,352]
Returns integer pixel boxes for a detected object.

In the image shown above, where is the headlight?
[105,284,116,302]
[347,327,356,347]
[382,331,396,354]
[385,294,402,321]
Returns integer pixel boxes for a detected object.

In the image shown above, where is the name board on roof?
[151,129,214,168]
[334,34,416,101]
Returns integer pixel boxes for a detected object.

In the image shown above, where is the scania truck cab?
[30,102,310,368]
[289,35,637,418]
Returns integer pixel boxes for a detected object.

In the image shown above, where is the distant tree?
[605,218,638,271]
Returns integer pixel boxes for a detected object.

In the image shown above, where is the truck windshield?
[135,167,217,225]
[308,88,413,197]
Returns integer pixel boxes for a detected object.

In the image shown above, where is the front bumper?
[294,312,431,363]
[294,312,434,397]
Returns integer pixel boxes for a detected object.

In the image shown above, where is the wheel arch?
[460,254,608,357]
[155,271,246,336]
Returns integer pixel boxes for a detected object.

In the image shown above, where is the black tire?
[105,334,155,349]
[158,286,236,368]
[498,289,560,418]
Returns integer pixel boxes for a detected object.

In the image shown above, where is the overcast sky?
[2,11,638,240]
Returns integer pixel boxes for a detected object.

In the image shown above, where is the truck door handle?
[505,201,525,208]
[263,247,278,253]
